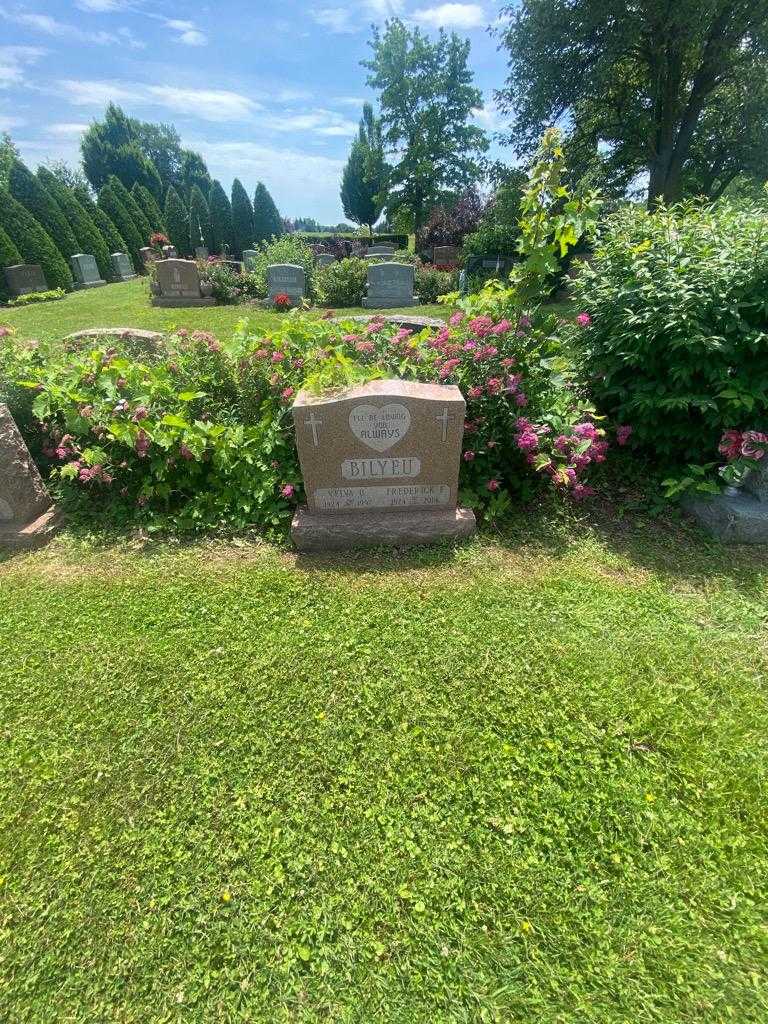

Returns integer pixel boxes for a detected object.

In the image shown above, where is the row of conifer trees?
[1,162,284,302]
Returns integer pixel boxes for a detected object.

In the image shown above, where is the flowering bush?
[314,258,369,307]
[718,429,768,486]
[150,232,169,250]
[415,265,458,304]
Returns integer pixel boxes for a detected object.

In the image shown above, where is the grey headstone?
[744,459,768,504]
[162,245,178,259]
[4,264,48,297]
[138,247,156,267]
[316,253,336,268]
[152,259,215,307]
[367,244,395,255]
[195,246,209,260]
[70,254,106,289]
[685,460,768,543]
[290,379,475,550]
[362,262,418,308]
[267,264,306,304]
[111,252,136,281]
[242,249,258,271]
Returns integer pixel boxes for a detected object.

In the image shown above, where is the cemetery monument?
[111,252,136,282]
[363,263,418,308]
[70,254,107,290]
[4,264,48,297]
[267,264,306,306]
[0,404,60,551]
[151,259,215,307]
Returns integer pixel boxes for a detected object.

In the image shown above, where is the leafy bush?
[310,237,365,260]
[8,159,80,262]
[0,226,22,303]
[108,176,152,245]
[419,190,486,250]
[8,288,65,307]
[315,257,368,307]
[415,265,458,303]
[132,182,166,234]
[76,190,128,262]
[38,168,113,281]
[0,190,73,291]
[98,184,144,266]
[297,232,409,248]
[462,175,526,259]
[571,198,768,465]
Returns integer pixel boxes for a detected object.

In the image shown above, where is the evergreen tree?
[181,151,212,199]
[0,132,19,189]
[188,185,212,251]
[208,179,234,254]
[37,167,112,280]
[0,225,23,303]
[0,190,73,290]
[131,182,165,233]
[108,175,152,246]
[231,178,253,257]
[81,103,163,197]
[98,183,144,265]
[74,187,128,257]
[8,158,80,261]
[163,186,188,255]
[252,181,283,243]
[341,104,388,237]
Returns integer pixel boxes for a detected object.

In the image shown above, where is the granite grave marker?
[4,264,47,297]
[291,379,475,550]
[267,264,306,305]
[70,253,107,289]
[363,262,418,308]
[151,258,215,307]
[111,252,136,281]
[0,404,60,550]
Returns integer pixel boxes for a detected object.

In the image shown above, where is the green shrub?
[8,159,80,262]
[98,184,144,266]
[231,178,253,257]
[415,265,458,303]
[38,168,112,281]
[209,180,234,254]
[108,176,152,244]
[315,258,368,307]
[131,183,166,234]
[76,189,128,259]
[0,226,22,303]
[163,186,189,256]
[252,182,283,244]
[0,190,73,291]
[8,288,65,306]
[189,185,212,252]
[572,198,768,465]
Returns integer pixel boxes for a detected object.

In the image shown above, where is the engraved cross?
[436,406,455,442]
[304,409,323,447]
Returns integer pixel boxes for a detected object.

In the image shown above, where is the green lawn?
[0,278,448,345]
[1,512,766,1021]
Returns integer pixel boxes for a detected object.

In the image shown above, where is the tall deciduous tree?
[340,103,388,237]
[252,182,283,243]
[208,180,235,254]
[81,104,163,198]
[495,0,768,205]
[364,19,488,230]
[231,178,254,256]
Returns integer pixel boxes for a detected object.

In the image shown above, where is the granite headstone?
[70,254,107,289]
[685,460,768,543]
[316,253,336,268]
[363,262,418,308]
[267,264,306,305]
[433,244,459,266]
[290,379,475,550]
[0,404,60,550]
[4,264,47,297]
[242,249,258,271]
[111,252,136,281]
[151,259,215,307]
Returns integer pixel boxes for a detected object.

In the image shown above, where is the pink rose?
[576,313,592,328]
[463,450,475,462]
[616,425,632,446]
[486,479,500,492]
[280,484,295,498]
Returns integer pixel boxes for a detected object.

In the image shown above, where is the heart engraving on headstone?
[349,403,411,452]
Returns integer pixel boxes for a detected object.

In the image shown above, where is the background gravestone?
[151,259,215,307]
[291,379,475,550]
[433,245,459,265]
[685,460,768,542]
[138,247,156,268]
[267,264,305,305]
[316,253,336,268]
[367,244,395,256]
[4,264,48,297]
[242,249,258,271]
[195,246,209,260]
[70,254,107,289]
[111,252,136,281]
[0,404,60,550]
[363,262,418,308]
[162,245,178,259]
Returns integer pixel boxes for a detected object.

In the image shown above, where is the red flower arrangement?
[274,293,291,309]
[150,232,169,248]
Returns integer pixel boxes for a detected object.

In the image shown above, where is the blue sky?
[0,1,511,222]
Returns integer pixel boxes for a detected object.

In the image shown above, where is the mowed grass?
[0,513,766,1022]
[0,278,448,345]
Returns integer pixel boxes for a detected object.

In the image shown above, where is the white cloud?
[164,19,207,46]
[473,103,503,131]
[75,0,128,10]
[0,114,26,132]
[57,80,259,122]
[0,45,45,88]
[335,95,367,108]
[412,3,486,29]
[311,8,356,33]
[48,122,91,135]
[4,11,145,48]
[311,0,403,33]
[365,0,404,16]
[262,109,357,137]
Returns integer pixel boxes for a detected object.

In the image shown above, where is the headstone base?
[151,296,216,307]
[292,505,476,552]
[73,279,107,290]
[0,508,62,552]
[363,294,420,309]
[113,272,137,282]
[684,492,768,543]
